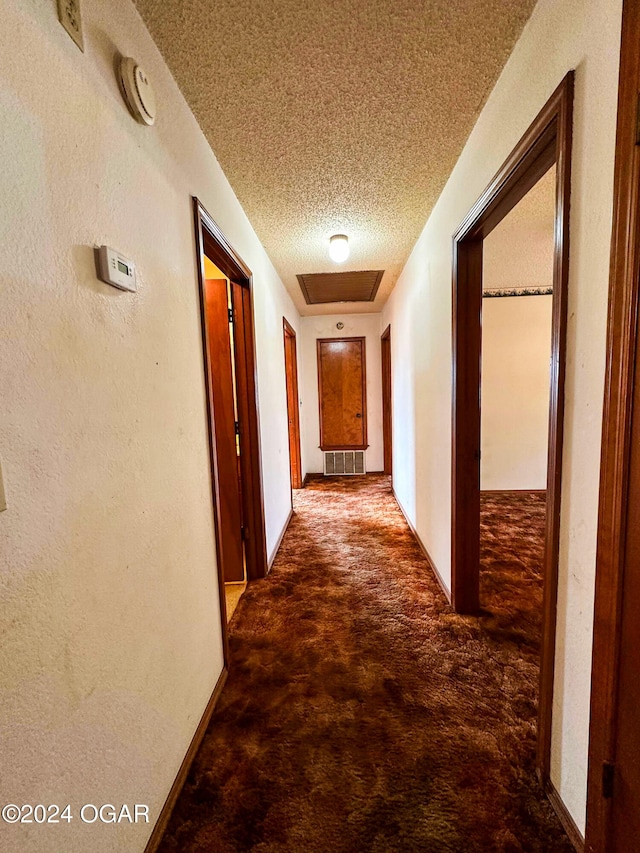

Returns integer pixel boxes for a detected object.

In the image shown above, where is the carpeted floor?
[158,476,573,852]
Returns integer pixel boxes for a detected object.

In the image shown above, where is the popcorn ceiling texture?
[134,0,536,315]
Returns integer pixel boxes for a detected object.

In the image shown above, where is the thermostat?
[95,246,137,292]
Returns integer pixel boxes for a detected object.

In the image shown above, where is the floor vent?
[323,451,366,476]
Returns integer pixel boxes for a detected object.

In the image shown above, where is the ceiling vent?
[324,451,366,476]
[296,270,384,305]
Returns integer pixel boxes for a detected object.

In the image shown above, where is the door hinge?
[240,525,249,541]
[636,93,640,145]
[235,420,240,435]
[602,761,615,799]
[228,308,234,324]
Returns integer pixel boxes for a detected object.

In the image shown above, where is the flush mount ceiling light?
[329,234,349,263]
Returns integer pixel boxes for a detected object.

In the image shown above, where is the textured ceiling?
[134,0,537,315]
[483,166,556,293]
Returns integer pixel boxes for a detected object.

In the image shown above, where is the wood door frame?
[381,325,392,475]
[283,318,303,491]
[193,198,268,658]
[451,73,574,784]
[586,3,640,849]
[317,336,368,451]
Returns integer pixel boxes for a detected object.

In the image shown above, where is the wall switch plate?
[0,458,7,512]
[57,0,84,52]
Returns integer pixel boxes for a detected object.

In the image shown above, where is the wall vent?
[323,451,366,476]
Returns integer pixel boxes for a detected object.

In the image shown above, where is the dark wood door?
[317,337,367,450]
[609,331,640,850]
[381,326,392,475]
[204,278,244,582]
[284,319,302,490]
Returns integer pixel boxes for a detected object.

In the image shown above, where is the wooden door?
[204,278,244,582]
[381,326,392,475]
[283,319,302,490]
[317,337,367,450]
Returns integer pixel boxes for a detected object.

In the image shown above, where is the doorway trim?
[193,198,268,626]
[283,318,303,490]
[586,1,640,848]
[451,73,574,783]
[381,325,392,475]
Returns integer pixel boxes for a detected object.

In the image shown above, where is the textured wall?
[382,0,622,832]
[481,175,555,491]
[299,315,384,475]
[482,167,556,293]
[481,296,552,490]
[0,1,297,851]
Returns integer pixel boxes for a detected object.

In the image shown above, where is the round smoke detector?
[119,56,156,126]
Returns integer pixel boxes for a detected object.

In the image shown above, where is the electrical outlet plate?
[57,0,84,52]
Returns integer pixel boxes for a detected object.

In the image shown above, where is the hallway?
[159,477,571,852]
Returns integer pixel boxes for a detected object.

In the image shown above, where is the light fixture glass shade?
[329,234,349,263]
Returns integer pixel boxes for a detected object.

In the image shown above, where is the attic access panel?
[297,270,384,305]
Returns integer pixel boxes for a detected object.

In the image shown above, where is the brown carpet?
[158,476,573,852]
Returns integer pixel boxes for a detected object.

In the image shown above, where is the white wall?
[0,2,297,851]
[300,314,384,474]
[382,0,621,832]
[481,296,552,490]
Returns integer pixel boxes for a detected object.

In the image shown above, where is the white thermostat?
[95,246,137,292]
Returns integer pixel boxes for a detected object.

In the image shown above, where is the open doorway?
[479,167,556,814]
[203,256,246,618]
[481,170,554,496]
[193,199,268,640]
[451,74,573,788]
[283,318,302,491]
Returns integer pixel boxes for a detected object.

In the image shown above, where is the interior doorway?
[381,325,392,476]
[450,73,574,787]
[283,318,303,491]
[193,199,268,641]
[203,266,245,586]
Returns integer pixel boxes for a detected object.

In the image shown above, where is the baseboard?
[392,488,452,605]
[268,508,293,570]
[544,777,585,853]
[480,489,547,496]
[144,667,228,853]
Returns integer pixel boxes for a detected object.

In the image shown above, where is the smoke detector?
[118,56,156,126]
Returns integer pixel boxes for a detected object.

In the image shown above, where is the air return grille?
[297,271,384,305]
[323,451,366,476]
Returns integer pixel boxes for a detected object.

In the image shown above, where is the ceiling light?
[329,234,349,263]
